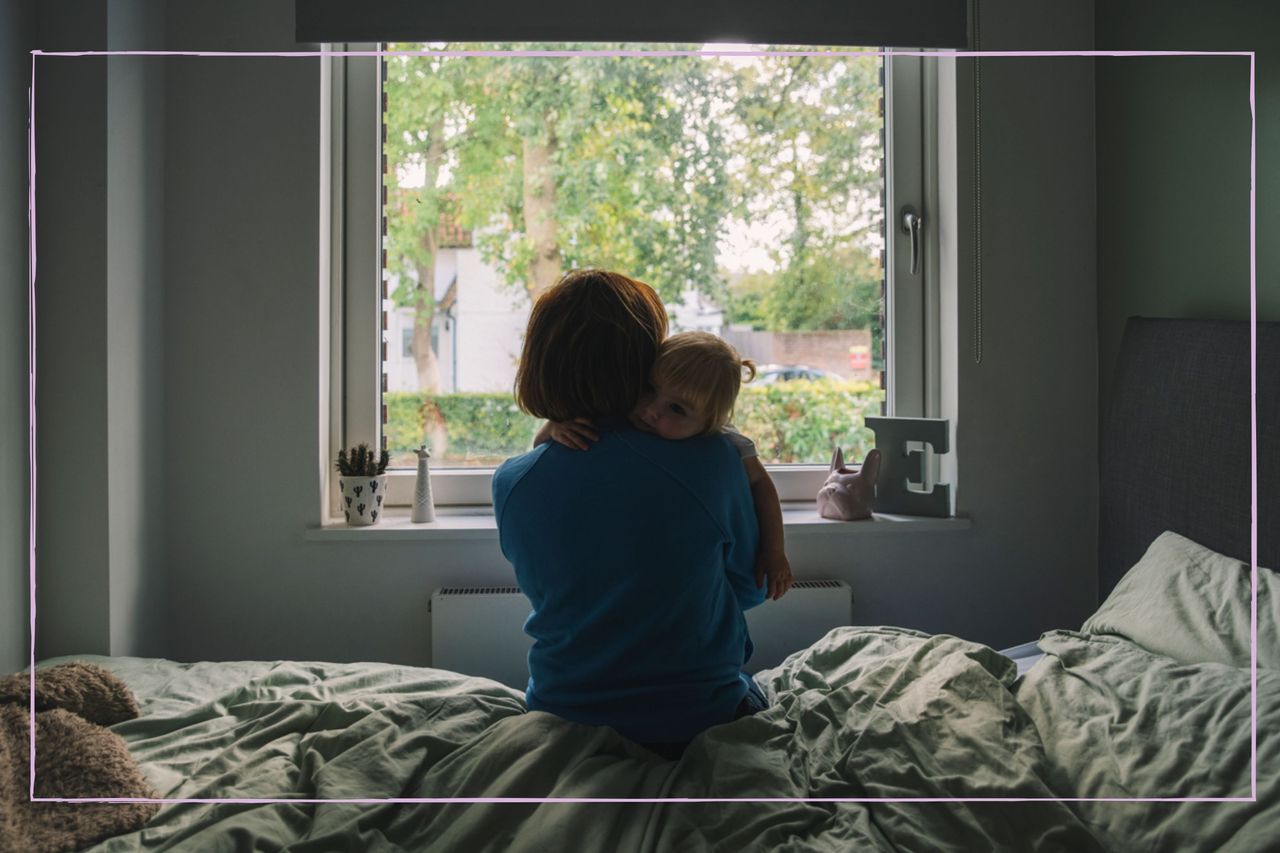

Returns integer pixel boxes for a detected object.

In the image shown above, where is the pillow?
[1081,530,1278,669]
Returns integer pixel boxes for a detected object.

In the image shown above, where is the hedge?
[385,381,884,467]
[384,392,540,467]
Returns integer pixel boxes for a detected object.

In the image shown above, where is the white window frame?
[325,43,940,514]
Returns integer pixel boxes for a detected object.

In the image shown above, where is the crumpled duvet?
[56,618,1271,853]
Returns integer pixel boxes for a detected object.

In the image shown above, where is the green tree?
[720,251,883,368]
[383,44,886,391]
[383,46,470,391]
[718,270,774,330]
[384,43,741,391]
[446,44,733,304]
[726,50,883,332]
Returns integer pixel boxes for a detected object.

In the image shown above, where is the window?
[328,44,937,510]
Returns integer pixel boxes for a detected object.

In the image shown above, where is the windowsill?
[303,502,971,541]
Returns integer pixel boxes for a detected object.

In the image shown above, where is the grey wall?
[107,0,167,657]
[32,0,1099,664]
[159,0,353,661]
[155,0,1098,662]
[940,0,1099,629]
[1,0,35,674]
[34,0,167,659]
[1096,0,1280,411]
[34,3,111,659]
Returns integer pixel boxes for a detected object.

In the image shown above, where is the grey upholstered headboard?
[1099,317,1278,600]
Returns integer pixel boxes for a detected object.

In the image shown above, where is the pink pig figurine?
[815,447,882,521]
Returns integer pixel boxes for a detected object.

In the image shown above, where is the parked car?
[752,364,844,384]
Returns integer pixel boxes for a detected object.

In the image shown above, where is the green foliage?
[727,52,882,263]
[385,384,883,466]
[384,42,732,303]
[721,252,885,370]
[385,392,542,465]
[337,443,391,477]
[382,45,884,312]
[734,381,883,464]
[718,271,773,330]
[766,250,880,331]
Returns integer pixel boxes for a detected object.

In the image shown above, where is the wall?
[153,0,1097,663]
[31,0,1098,664]
[1,0,34,674]
[33,3,111,659]
[159,0,340,660]
[1095,0,1280,411]
[106,0,167,657]
[721,328,875,380]
[33,0,167,659]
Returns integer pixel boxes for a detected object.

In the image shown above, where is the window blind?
[296,0,970,48]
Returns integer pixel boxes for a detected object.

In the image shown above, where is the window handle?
[900,207,923,276]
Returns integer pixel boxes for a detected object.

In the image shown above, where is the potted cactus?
[336,442,390,526]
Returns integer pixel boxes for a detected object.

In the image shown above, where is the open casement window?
[325,43,940,512]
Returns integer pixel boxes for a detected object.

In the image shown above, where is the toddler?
[534,331,794,601]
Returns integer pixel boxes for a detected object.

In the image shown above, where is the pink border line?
[1249,50,1258,802]
[27,47,37,804]
[31,48,1257,59]
[29,796,1263,804]
[26,47,1258,807]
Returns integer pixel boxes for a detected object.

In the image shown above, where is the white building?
[668,285,725,333]
[386,256,724,394]
[385,246,531,394]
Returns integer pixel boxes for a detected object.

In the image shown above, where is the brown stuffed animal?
[0,662,159,853]
[0,662,141,727]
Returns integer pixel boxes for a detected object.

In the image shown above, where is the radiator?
[429,580,852,690]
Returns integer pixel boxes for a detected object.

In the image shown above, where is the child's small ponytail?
[741,358,757,383]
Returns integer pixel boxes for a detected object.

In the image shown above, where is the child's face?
[630,380,707,440]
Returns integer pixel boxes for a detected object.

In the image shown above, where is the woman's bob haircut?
[515,269,669,423]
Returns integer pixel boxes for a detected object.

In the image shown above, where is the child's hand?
[754,548,794,601]
[547,418,599,451]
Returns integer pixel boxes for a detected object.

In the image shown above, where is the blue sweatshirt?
[492,421,764,744]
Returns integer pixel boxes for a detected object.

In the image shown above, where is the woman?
[492,269,768,759]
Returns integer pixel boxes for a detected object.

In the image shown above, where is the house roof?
[435,216,472,249]
[385,185,474,248]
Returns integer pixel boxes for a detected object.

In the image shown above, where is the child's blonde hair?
[651,331,756,434]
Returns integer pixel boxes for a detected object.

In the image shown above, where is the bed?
[13,317,1279,852]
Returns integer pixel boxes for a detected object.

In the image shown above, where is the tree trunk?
[522,127,561,301]
[411,121,447,393]
[412,259,442,393]
[414,260,448,457]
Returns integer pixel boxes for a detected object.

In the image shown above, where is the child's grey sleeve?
[721,425,759,460]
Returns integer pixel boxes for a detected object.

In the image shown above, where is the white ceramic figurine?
[412,445,436,523]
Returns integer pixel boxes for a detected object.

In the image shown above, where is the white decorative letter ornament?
[412,445,436,523]
[863,416,952,517]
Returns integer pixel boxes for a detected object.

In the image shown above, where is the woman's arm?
[743,456,793,601]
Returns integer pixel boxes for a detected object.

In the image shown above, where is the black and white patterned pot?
[339,474,387,526]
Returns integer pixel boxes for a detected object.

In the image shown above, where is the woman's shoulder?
[492,443,552,503]
[617,427,745,483]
